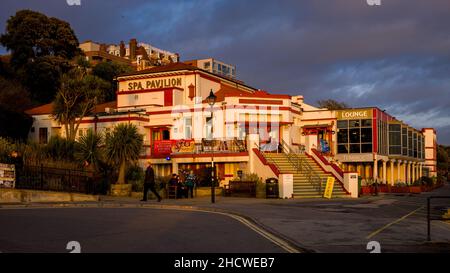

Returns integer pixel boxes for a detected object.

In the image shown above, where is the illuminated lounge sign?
[127,77,182,91]
[337,109,372,120]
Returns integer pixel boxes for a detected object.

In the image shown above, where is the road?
[0,208,287,253]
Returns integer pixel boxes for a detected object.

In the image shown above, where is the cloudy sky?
[1,0,450,144]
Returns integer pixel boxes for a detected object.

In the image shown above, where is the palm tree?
[75,129,103,171]
[105,123,143,184]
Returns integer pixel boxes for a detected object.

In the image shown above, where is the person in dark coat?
[141,161,162,202]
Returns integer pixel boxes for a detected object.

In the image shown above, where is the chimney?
[129,38,137,60]
[119,41,126,57]
[99,43,107,52]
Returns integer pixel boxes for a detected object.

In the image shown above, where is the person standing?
[185,170,196,198]
[141,161,162,202]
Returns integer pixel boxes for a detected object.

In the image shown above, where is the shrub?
[45,136,76,162]
[420,176,433,186]
[395,182,407,187]
[0,137,14,162]
[127,165,144,192]
[437,175,446,184]
[231,172,262,183]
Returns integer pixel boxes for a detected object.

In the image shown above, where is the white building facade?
[26,62,438,197]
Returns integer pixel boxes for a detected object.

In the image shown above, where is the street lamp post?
[206,89,217,203]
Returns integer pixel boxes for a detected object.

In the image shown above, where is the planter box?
[390,187,410,193]
[195,187,223,197]
[409,186,422,194]
[360,186,373,195]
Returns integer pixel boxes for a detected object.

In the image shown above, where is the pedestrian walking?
[141,161,162,202]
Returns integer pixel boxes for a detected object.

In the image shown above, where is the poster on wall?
[172,140,195,153]
[0,163,15,188]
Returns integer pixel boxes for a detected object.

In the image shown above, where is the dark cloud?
[1,0,449,143]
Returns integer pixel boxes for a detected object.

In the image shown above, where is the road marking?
[366,205,424,240]
[151,206,302,253]
[197,209,302,253]
[0,203,303,253]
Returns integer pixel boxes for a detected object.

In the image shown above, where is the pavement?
[1,182,450,253]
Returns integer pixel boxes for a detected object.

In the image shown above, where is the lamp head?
[206,89,217,107]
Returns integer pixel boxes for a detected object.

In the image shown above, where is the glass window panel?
[389,124,401,131]
[350,144,361,153]
[361,119,372,127]
[389,146,401,154]
[361,128,372,143]
[337,129,348,143]
[349,128,360,143]
[349,120,360,128]
[361,143,372,153]
[389,131,401,145]
[338,144,348,153]
[337,120,348,129]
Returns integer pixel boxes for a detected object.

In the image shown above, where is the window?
[408,130,413,157]
[204,62,210,69]
[184,117,192,139]
[389,124,402,155]
[361,128,372,143]
[402,127,408,156]
[413,132,418,158]
[349,128,360,143]
[39,128,48,144]
[337,129,348,143]
[205,117,212,139]
[337,119,372,154]
[337,120,348,128]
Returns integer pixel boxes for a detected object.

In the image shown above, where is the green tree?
[92,62,134,101]
[105,124,143,184]
[0,10,80,69]
[316,99,349,110]
[52,68,109,141]
[437,145,449,178]
[0,76,33,140]
[0,10,81,103]
[21,56,71,103]
[75,129,104,171]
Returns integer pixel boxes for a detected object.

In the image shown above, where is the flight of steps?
[262,153,349,198]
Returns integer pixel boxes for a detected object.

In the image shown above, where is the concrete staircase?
[262,153,349,198]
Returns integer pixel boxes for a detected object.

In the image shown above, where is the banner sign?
[336,109,372,120]
[153,140,195,156]
[153,140,173,156]
[171,139,195,153]
[323,177,335,199]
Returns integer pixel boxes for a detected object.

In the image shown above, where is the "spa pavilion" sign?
[127,77,183,91]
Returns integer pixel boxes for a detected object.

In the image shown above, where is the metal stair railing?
[279,139,323,195]
[255,142,283,175]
